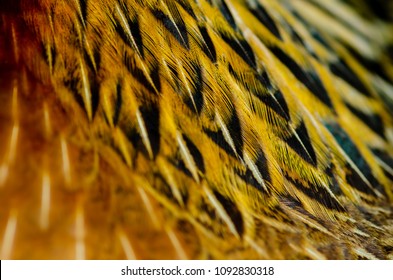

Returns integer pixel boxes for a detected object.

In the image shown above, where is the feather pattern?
[0,0,393,259]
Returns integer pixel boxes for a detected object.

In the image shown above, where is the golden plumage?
[0,0,393,259]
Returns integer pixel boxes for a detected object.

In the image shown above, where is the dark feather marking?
[283,120,317,166]
[267,204,296,225]
[370,148,393,181]
[343,43,393,84]
[255,148,272,183]
[150,63,162,93]
[114,10,144,57]
[184,61,204,114]
[374,84,393,113]
[227,63,266,95]
[170,158,193,178]
[128,16,144,56]
[228,65,290,120]
[175,0,197,20]
[217,0,237,30]
[213,190,244,237]
[219,32,256,68]
[345,163,378,196]
[370,148,393,167]
[325,164,343,195]
[325,122,386,196]
[64,74,86,116]
[90,78,100,119]
[364,0,393,21]
[79,0,87,24]
[167,62,180,90]
[196,198,224,237]
[41,42,56,72]
[285,175,345,212]
[124,53,158,94]
[199,26,217,62]
[329,59,372,97]
[247,1,282,40]
[357,206,381,226]
[154,173,182,207]
[123,126,142,153]
[289,25,305,47]
[271,89,290,121]
[365,244,385,260]
[281,195,304,210]
[382,245,393,257]
[260,71,274,91]
[63,68,99,119]
[258,89,290,121]
[204,129,237,158]
[280,19,319,59]
[345,102,385,138]
[292,11,334,51]
[152,8,189,49]
[236,168,269,194]
[139,102,161,158]
[89,30,102,69]
[382,169,393,181]
[269,46,333,109]
[236,148,271,194]
[227,107,244,156]
[311,30,334,51]
[84,45,101,72]
[182,134,205,173]
[281,195,326,222]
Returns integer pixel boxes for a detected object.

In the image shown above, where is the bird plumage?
[0,0,393,259]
